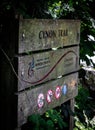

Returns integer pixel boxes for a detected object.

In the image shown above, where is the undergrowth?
[74,84,95,130]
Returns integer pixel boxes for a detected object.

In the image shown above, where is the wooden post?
[69,98,75,130]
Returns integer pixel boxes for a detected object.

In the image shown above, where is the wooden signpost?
[16,19,80,129]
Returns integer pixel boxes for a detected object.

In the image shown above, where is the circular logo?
[55,86,61,99]
[46,90,53,103]
[37,93,44,108]
[62,84,68,95]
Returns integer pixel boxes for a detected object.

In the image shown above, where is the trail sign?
[17,19,80,127]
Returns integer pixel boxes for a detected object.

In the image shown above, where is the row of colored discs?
[37,84,68,108]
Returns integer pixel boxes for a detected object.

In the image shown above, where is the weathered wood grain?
[18,46,79,91]
[18,19,80,53]
[17,73,78,126]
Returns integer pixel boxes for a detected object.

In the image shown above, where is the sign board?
[17,19,80,127]
[18,19,80,53]
[18,73,78,126]
[18,46,79,91]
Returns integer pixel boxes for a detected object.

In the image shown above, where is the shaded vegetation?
[21,103,70,130]
[74,85,95,130]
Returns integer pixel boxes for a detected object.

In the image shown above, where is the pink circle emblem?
[37,93,44,108]
[55,86,61,99]
[46,90,53,103]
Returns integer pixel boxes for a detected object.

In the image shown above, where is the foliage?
[27,109,68,130]
[74,84,95,130]
[47,0,95,66]
[74,111,95,130]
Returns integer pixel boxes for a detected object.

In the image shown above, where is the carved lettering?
[39,29,68,39]
[39,30,56,39]
[58,29,68,37]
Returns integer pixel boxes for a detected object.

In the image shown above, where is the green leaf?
[28,114,40,123]
[75,121,86,129]
[73,127,79,130]
[46,120,54,130]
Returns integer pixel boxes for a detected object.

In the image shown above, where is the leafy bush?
[74,84,95,130]
[27,109,68,130]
